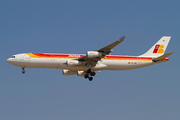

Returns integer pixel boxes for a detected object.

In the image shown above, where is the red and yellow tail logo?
[153,45,164,53]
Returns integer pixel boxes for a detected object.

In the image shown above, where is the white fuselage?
[7,53,161,71]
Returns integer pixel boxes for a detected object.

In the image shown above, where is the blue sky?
[1,0,180,120]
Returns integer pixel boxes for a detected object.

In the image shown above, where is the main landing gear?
[22,67,25,74]
[84,69,96,81]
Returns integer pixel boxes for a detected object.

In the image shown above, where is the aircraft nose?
[7,58,12,64]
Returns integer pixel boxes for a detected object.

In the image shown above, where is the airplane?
[7,36,173,81]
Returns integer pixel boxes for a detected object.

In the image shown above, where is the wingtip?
[169,52,174,54]
[118,36,125,41]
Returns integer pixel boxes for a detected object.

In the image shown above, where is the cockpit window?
[11,56,15,58]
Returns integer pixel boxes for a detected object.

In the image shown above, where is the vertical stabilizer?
[140,36,171,57]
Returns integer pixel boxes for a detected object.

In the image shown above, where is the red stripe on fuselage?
[30,53,152,61]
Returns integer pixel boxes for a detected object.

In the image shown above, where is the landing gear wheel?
[84,74,89,79]
[91,72,96,76]
[22,70,25,74]
[89,77,93,81]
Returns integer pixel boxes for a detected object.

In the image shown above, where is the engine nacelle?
[77,71,86,76]
[62,69,77,75]
[86,51,102,58]
[66,60,81,66]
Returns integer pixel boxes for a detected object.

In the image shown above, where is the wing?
[78,36,125,66]
[97,36,125,54]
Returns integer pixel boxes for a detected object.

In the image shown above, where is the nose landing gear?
[22,67,25,74]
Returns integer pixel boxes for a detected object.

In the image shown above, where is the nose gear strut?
[22,67,25,74]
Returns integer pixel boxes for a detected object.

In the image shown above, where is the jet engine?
[66,60,81,66]
[62,69,77,75]
[77,71,86,76]
[86,51,102,58]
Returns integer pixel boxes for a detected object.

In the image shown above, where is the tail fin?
[140,36,171,57]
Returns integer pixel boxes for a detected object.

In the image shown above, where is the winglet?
[152,52,174,62]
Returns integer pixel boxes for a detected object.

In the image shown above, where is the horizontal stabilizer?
[152,52,174,62]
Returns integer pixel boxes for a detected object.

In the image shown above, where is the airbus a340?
[7,36,173,81]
